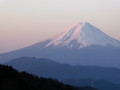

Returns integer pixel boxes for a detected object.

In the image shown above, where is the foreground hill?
[6,57,120,85]
[0,64,98,90]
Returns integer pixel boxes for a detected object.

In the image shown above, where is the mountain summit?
[36,22,120,48]
[0,22,120,67]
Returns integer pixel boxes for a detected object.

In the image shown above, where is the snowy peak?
[37,22,120,49]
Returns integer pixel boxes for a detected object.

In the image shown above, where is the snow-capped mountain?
[0,22,120,68]
[35,22,120,48]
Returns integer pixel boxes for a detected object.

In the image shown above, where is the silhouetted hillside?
[0,64,97,90]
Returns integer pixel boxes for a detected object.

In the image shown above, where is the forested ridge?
[0,64,97,90]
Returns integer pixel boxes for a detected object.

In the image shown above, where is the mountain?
[0,22,120,67]
[36,22,120,48]
[63,79,120,90]
[1,64,98,90]
[6,57,120,84]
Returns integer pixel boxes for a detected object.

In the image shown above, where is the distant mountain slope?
[63,79,120,90]
[6,57,120,84]
[0,22,120,67]
[1,44,120,68]
[0,64,99,90]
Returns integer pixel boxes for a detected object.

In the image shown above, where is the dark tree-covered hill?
[0,64,97,90]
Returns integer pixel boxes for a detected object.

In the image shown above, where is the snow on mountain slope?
[36,22,120,48]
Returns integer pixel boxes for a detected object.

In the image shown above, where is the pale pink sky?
[0,0,120,53]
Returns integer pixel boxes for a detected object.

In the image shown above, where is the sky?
[0,0,120,53]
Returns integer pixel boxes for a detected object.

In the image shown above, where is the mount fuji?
[0,22,120,67]
[35,22,120,48]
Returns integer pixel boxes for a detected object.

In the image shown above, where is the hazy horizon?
[0,0,120,53]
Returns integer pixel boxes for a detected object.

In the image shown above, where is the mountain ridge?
[6,57,120,84]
